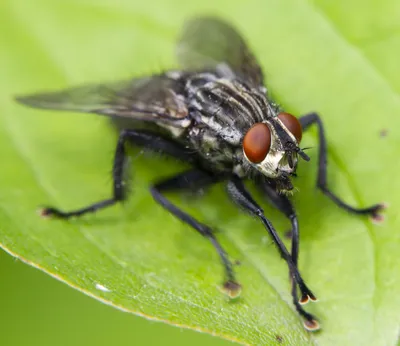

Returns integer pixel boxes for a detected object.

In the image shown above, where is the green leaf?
[1,1,399,345]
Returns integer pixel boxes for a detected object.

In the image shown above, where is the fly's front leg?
[258,181,316,329]
[258,181,299,264]
[300,112,385,222]
[41,129,196,219]
[150,169,240,298]
[227,177,319,331]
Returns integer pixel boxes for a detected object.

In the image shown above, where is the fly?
[15,17,385,331]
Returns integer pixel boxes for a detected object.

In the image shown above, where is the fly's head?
[242,112,309,193]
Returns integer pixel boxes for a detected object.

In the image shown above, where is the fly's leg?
[258,181,299,264]
[258,181,318,330]
[150,169,240,298]
[300,112,385,222]
[41,129,197,219]
[227,177,319,330]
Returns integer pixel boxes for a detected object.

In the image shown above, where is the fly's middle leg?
[150,169,240,298]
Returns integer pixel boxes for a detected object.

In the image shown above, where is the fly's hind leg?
[150,169,240,298]
[299,112,386,222]
[41,129,197,219]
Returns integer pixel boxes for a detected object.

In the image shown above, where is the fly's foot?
[303,318,320,331]
[221,280,242,299]
[297,280,317,305]
[299,292,318,305]
[38,207,67,219]
[370,203,388,224]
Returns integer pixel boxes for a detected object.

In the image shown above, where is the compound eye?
[243,123,271,163]
[278,112,302,143]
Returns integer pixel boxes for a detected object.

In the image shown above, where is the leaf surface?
[1,1,399,345]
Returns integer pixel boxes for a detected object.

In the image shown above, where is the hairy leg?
[41,129,197,218]
[300,112,385,222]
[227,177,319,330]
[150,169,240,296]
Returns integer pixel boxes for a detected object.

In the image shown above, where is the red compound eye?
[278,112,302,143]
[243,123,271,163]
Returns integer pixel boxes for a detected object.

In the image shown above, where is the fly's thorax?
[186,75,271,142]
[185,74,273,172]
[187,122,237,172]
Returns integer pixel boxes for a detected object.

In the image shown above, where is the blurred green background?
[0,250,229,346]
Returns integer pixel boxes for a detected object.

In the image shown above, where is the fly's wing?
[176,17,264,88]
[15,75,190,127]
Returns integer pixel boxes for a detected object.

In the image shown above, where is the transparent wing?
[176,17,264,87]
[15,75,190,125]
